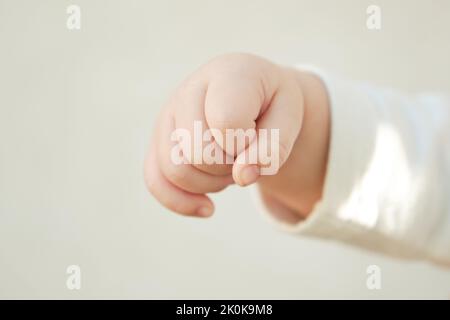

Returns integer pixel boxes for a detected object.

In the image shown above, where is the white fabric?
[254,67,450,266]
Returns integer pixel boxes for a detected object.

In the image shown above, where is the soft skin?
[144,53,330,223]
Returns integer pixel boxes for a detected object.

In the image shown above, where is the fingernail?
[197,206,213,217]
[240,165,260,186]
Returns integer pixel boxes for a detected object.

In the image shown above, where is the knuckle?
[166,163,189,185]
[144,169,157,196]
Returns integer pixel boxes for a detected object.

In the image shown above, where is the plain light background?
[1,0,449,299]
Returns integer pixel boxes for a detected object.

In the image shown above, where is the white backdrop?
[0,0,449,298]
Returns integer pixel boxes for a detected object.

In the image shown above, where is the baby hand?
[144,53,329,220]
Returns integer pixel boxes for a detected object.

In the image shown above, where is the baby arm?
[144,53,450,266]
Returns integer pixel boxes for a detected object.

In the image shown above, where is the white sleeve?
[254,67,450,266]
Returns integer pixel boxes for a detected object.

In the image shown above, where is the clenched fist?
[144,53,330,222]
